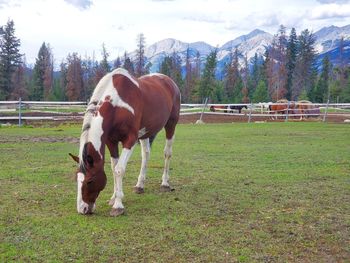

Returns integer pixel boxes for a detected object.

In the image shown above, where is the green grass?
[0,123,349,262]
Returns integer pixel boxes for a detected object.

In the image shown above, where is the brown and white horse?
[69,68,181,216]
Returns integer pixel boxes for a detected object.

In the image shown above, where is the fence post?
[248,103,253,123]
[323,99,330,122]
[197,97,208,123]
[285,101,290,122]
[18,97,22,127]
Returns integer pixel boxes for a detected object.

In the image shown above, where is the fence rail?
[1,100,350,125]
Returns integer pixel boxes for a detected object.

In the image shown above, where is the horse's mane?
[78,68,138,169]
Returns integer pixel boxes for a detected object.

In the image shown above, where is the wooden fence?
[1,100,350,125]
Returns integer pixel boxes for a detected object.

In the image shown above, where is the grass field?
[0,122,349,262]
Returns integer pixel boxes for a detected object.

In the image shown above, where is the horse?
[296,100,314,120]
[209,105,247,114]
[69,68,181,216]
[228,105,247,114]
[269,99,295,120]
[209,105,228,113]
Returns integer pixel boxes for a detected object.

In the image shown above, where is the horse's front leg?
[110,144,135,216]
[134,138,150,194]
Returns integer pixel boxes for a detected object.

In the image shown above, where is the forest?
[0,20,350,103]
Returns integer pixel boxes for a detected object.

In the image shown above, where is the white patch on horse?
[135,138,150,189]
[77,172,89,214]
[88,112,104,158]
[112,146,135,209]
[102,80,135,115]
[140,72,166,79]
[138,127,147,138]
[162,136,174,187]
[112,68,139,88]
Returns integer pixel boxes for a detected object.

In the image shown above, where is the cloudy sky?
[1,0,350,65]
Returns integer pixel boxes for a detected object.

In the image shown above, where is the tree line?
[1,20,349,103]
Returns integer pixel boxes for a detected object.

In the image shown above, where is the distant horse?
[269,99,290,120]
[210,105,228,113]
[69,68,180,216]
[228,105,248,114]
[296,100,316,120]
[209,105,247,113]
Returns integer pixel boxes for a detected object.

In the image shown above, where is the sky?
[1,0,350,66]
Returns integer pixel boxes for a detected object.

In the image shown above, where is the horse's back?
[138,74,180,138]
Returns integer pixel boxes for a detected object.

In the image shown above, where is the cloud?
[64,0,93,10]
[183,14,225,24]
[311,3,350,19]
[316,0,349,3]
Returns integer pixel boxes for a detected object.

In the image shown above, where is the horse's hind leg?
[134,138,150,194]
[161,119,177,192]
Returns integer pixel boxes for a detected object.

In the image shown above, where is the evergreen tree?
[123,52,135,75]
[100,43,110,74]
[224,48,242,102]
[286,28,297,100]
[0,19,22,99]
[31,42,53,100]
[113,56,122,69]
[291,29,317,100]
[59,60,68,101]
[199,49,218,101]
[314,56,331,102]
[252,80,269,102]
[135,33,147,77]
[340,68,350,102]
[183,47,193,103]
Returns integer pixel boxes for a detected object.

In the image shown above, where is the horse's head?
[69,142,107,215]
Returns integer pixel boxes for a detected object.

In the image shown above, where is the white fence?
[1,100,350,125]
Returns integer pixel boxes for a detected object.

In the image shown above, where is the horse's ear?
[69,153,79,163]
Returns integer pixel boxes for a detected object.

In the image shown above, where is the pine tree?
[252,80,269,102]
[113,56,122,69]
[31,42,53,100]
[0,19,22,100]
[183,47,193,103]
[123,52,135,75]
[199,49,218,101]
[224,48,242,102]
[135,33,146,77]
[100,43,110,74]
[286,28,297,100]
[291,29,317,100]
[314,56,331,102]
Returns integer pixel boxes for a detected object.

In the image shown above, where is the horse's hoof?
[110,208,125,217]
[108,198,115,206]
[134,186,145,194]
[160,185,175,192]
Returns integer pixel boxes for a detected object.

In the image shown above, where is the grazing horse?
[296,100,314,120]
[269,99,295,120]
[69,68,181,216]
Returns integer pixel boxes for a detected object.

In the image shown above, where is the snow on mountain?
[124,24,349,75]
[314,25,350,54]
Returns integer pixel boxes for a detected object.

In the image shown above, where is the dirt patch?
[0,136,79,144]
[178,113,350,124]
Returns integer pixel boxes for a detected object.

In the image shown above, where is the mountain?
[126,24,350,76]
[314,25,350,67]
